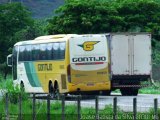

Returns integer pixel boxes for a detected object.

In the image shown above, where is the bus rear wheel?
[54,85,60,100]
[49,82,60,99]
[49,83,55,98]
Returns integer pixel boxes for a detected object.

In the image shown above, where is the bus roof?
[14,34,77,46]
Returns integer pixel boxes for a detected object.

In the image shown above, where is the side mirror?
[7,54,12,67]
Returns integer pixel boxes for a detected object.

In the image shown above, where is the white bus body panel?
[111,33,151,76]
[16,62,44,93]
[69,34,108,71]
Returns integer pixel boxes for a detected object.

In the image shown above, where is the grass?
[113,85,160,94]
[139,85,160,94]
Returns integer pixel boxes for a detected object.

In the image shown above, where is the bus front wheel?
[20,82,25,92]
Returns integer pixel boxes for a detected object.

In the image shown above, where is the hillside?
[0,0,64,18]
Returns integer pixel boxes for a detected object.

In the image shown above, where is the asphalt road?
[65,93,160,112]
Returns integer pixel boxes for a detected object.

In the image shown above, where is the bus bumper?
[67,81,111,92]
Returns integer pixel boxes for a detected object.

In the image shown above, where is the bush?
[1,80,28,104]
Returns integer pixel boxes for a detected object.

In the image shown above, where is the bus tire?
[54,83,60,100]
[49,82,55,98]
[20,82,25,92]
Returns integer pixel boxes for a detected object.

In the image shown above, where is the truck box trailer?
[109,33,152,95]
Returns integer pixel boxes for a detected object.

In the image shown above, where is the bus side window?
[53,42,60,60]
[60,42,65,59]
[47,43,53,60]
[26,45,31,61]
[40,44,47,60]
[32,44,39,60]
[19,46,25,61]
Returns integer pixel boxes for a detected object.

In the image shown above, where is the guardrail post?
[19,93,22,120]
[113,97,117,120]
[61,94,65,120]
[95,96,99,120]
[47,94,50,120]
[77,95,81,120]
[32,93,36,120]
[154,98,158,120]
[133,98,137,120]
[5,93,9,120]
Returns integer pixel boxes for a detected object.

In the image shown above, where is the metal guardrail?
[2,93,160,120]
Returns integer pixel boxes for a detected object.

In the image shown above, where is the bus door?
[13,46,18,80]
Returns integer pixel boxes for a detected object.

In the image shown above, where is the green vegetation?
[139,86,160,94]
[0,98,159,120]
[139,82,160,94]
[47,0,160,35]
[0,3,47,79]
[113,85,160,94]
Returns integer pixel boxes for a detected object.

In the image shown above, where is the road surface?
[65,93,160,112]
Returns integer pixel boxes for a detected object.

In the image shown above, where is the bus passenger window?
[32,44,39,60]
[40,44,47,60]
[19,46,25,61]
[53,43,60,60]
[60,42,65,59]
[47,43,53,60]
[26,45,31,61]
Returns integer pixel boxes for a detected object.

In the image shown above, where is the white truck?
[109,33,152,95]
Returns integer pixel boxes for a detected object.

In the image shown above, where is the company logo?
[78,41,100,51]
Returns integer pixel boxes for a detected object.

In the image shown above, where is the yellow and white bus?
[7,34,111,96]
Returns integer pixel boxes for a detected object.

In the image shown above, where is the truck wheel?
[131,88,139,96]
[120,88,128,96]
[101,90,111,96]
[120,88,138,96]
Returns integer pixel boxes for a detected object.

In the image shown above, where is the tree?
[0,3,34,79]
[114,0,160,40]
[46,0,125,34]
[0,2,33,63]
[46,0,160,40]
